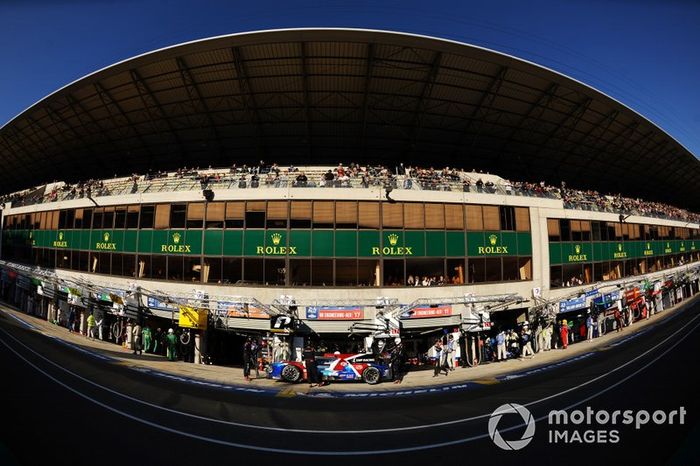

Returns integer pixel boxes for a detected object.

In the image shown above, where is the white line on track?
[0,312,698,455]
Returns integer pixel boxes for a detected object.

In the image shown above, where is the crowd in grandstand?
[2,160,699,223]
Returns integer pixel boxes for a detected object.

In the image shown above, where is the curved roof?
[2,28,699,209]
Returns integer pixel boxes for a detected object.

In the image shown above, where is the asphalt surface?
[0,300,698,466]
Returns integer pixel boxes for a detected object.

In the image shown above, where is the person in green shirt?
[166,328,178,361]
[142,326,152,353]
[86,313,96,340]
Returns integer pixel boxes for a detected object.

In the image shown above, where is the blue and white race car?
[269,352,391,385]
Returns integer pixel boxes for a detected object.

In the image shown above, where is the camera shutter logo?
[488,403,536,450]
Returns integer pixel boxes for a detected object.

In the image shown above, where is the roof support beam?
[176,57,223,159]
[360,43,376,156]
[231,46,264,158]
[538,96,592,166]
[451,66,509,158]
[405,51,442,156]
[300,42,312,160]
[129,69,186,162]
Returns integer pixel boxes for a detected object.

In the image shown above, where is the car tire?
[362,366,381,385]
[281,364,302,383]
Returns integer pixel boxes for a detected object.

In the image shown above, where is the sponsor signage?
[643,242,654,257]
[612,243,627,259]
[691,241,697,251]
[559,296,587,313]
[147,297,177,311]
[585,289,600,298]
[53,231,68,248]
[593,290,620,307]
[566,244,588,262]
[402,305,453,319]
[178,305,208,330]
[256,232,297,255]
[478,234,509,255]
[679,242,686,253]
[160,232,192,254]
[216,301,269,319]
[305,306,364,320]
[95,231,117,250]
[664,242,673,254]
[372,233,413,256]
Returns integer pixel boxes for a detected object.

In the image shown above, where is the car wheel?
[362,366,381,385]
[281,364,302,383]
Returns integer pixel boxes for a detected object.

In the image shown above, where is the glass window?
[184,257,201,282]
[358,202,380,229]
[243,258,264,284]
[154,205,170,229]
[425,203,445,229]
[547,219,561,241]
[562,264,583,286]
[111,253,123,276]
[580,221,591,241]
[313,201,334,229]
[205,202,224,229]
[245,201,266,229]
[74,209,83,229]
[123,254,136,278]
[484,257,501,282]
[358,260,379,286]
[65,209,75,229]
[406,259,445,286]
[502,257,519,281]
[515,207,530,232]
[404,203,425,229]
[591,221,602,241]
[139,205,155,229]
[127,205,140,229]
[187,203,205,229]
[103,207,114,230]
[289,259,311,286]
[264,258,286,285]
[225,202,244,228]
[466,206,484,231]
[445,204,464,230]
[168,256,184,281]
[137,255,151,278]
[335,201,358,229]
[335,259,357,286]
[202,258,222,284]
[468,258,485,283]
[151,255,166,280]
[78,251,89,272]
[290,201,312,228]
[550,265,563,288]
[311,259,333,286]
[266,201,288,228]
[482,206,499,231]
[223,258,242,284]
[519,257,532,280]
[382,259,404,286]
[92,208,104,230]
[58,210,67,229]
[499,206,515,231]
[170,204,186,229]
[382,202,403,228]
[114,206,126,229]
[571,220,582,242]
[39,211,48,229]
[446,258,465,284]
[559,219,571,241]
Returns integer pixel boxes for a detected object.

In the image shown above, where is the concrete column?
[194,332,202,364]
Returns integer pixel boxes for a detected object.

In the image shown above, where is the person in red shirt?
[560,319,569,349]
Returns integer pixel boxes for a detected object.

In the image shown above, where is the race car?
[269,352,391,385]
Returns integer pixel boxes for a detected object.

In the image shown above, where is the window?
[547,219,561,241]
[445,204,464,230]
[184,257,201,282]
[151,256,166,280]
[580,221,591,241]
[382,259,404,286]
[592,221,602,241]
[335,259,357,286]
[519,257,532,280]
[245,201,266,228]
[92,208,104,230]
[515,207,530,232]
[58,210,67,229]
[382,202,403,228]
[225,202,244,228]
[187,203,205,229]
[358,260,379,286]
[502,257,519,281]
[205,202,224,229]
[468,258,485,283]
[403,203,425,229]
[484,258,501,282]
[139,205,155,229]
[571,220,582,241]
[358,202,379,229]
[290,201,312,228]
[39,211,48,229]
[243,258,264,284]
[266,201,288,228]
[264,258,286,285]
[335,201,358,229]
[313,201,334,228]
[499,206,515,231]
[202,258,221,284]
[137,255,151,278]
[222,258,242,284]
[102,207,114,230]
[289,259,311,286]
[154,204,170,229]
[559,219,570,241]
[127,205,140,229]
[406,259,444,285]
[170,204,187,229]
[425,203,445,229]
[74,209,83,229]
[446,258,465,284]
[311,259,333,286]
[550,265,562,288]
[65,209,75,230]
[168,256,184,281]
[114,206,126,229]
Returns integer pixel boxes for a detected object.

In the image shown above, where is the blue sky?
[2,0,699,157]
